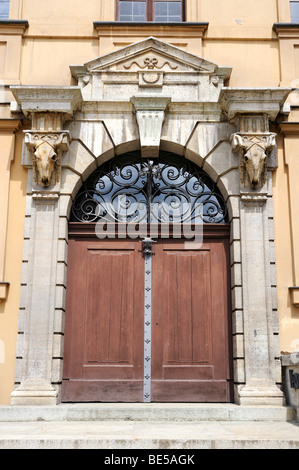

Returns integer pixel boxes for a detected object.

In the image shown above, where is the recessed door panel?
[151,238,231,402]
[62,238,144,402]
[62,224,232,403]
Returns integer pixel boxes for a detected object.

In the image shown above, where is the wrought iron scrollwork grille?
[70,151,228,224]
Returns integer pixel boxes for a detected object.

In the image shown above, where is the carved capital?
[231,132,276,189]
[25,131,70,187]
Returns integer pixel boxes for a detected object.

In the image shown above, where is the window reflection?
[290,1,299,22]
[119,1,146,22]
[0,0,9,19]
[118,0,182,22]
[155,2,182,22]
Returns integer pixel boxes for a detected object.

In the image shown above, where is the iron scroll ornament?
[70,151,228,224]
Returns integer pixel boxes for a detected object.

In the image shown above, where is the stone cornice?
[221,87,292,121]
[0,20,28,35]
[0,119,22,132]
[10,86,83,119]
[273,23,299,37]
[93,22,209,37]
[79,100,224,122]
[279,121,299,135]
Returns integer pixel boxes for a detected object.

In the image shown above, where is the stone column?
[9,86,81,405]
[231,115,284,405]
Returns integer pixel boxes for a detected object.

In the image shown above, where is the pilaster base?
[237,384,284,406]
[11,379,58,406]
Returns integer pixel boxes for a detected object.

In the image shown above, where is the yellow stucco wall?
[0,130,26,404]
[0,0,298,403]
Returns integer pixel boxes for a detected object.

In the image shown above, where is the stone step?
[0,403,295,423]
[0,419,299,449]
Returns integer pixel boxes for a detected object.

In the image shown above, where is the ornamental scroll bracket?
[131,96,171,159]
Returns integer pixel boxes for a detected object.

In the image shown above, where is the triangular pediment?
[70,37,232,105]
[77,37,231,78]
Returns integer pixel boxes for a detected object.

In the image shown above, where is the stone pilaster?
[11,191,61,405]
[237,192,283,405]
[10,87,81,405]
[231,114,283,405]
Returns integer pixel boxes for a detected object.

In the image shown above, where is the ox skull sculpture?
[25,133,69,187]
[33,140,59,186]
[232,134,276,189]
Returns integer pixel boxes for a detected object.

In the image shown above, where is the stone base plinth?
[237,384,284,406]
[11,380,58,406]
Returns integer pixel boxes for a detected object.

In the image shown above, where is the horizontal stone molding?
[221,87,291,122]
[10,86,82,119]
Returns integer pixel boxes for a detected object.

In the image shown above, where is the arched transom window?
[71,151,227,224]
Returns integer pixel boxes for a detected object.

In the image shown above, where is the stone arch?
[61,144,236,403]
[62,139,238,223]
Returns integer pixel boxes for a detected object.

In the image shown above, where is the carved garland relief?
[124,56,179,88]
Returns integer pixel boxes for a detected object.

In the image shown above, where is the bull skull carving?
[25,132,69,187]
[232,134,276,189]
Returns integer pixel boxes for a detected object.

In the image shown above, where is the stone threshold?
[0,403,295,423]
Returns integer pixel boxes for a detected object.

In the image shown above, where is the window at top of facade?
[0,0,9,19]
[290,1,299,22]
[117,0,184,22]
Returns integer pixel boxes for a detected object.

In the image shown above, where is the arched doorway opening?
[62,151,233,403]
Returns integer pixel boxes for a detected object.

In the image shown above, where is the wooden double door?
[62,224,233,403]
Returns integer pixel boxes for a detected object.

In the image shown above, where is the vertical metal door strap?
[141,238,156,403]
